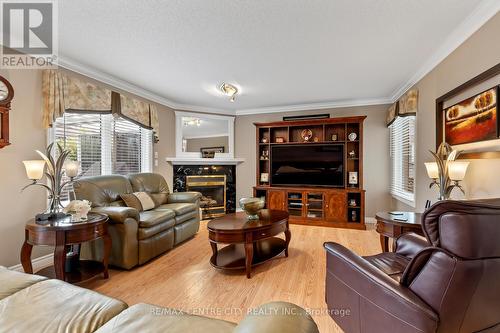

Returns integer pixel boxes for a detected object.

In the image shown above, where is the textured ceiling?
[59,0,496,114]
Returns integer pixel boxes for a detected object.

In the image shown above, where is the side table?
[20,212,111,284]
[375,211,424,252]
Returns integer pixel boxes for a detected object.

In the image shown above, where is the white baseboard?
[365,217,376,224]
[8,253,53,272]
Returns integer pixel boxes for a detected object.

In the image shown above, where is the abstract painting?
[444,87,498,146]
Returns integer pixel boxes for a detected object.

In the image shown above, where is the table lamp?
[425,142,469,200]
[22,143,81,221]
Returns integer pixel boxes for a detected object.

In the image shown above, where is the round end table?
[20,212,111,284]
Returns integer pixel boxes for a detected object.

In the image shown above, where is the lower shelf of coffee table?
[210,237,286,270]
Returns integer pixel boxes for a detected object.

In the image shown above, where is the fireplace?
[186,175,226,219]
[173,164,236,219]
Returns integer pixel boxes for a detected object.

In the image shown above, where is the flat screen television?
[271,144,344,187]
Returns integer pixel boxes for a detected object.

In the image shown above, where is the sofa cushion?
[121,192,156,211]
[139,209,175,228]
[363,252,410,281]
[128,173,170,206]
[158,203,197,216]
[74,175,132,207]
[175,210,199,225]
[138,220,175,240]
[95,303,236,333]
[0,279,127,333]
[0,266,47,300]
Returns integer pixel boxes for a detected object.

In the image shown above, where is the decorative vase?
[239,197,265,220]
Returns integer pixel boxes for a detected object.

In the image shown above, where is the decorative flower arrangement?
[63,200,92,222]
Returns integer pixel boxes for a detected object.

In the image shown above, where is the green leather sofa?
[73,173,202,269]
[0,266,319,333]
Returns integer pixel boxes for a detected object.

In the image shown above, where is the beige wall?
[186,136,229,153]
[0,69,50,267]
[235,105,391,217]
[393,12,500,212]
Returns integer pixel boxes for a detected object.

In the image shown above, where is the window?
[389,116,416,204]
[52,112,153,200]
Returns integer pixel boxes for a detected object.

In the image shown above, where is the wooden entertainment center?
[253,116,366,230]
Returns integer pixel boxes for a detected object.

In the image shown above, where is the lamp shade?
[425,162,439,179]
[65,160,79,178]
[448,161,469,181]
[23,160,46,180]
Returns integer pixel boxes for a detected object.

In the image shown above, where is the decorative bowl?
[239,197,265,220]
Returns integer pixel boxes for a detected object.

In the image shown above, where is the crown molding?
[235,97,392,116]
[389,0,500,102]
[57,55,234,115]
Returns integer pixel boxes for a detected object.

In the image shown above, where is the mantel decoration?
[22,143,80,221]
[425,142,469,200]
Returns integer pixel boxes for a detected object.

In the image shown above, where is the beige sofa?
[73,173,202,269]
[0,266,319,333]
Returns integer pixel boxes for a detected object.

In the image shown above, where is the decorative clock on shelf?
[0,75,14,149]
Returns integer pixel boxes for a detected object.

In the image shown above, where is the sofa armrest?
[167,191,202,204]
[92,206,139,224]
[324,242,438,333]
[235,302,319,333]
[395,232,429,259]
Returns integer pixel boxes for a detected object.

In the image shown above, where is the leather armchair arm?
[167,191,202,204]
[92,206,139,224]
[324,242,438,332]
[235,302,319,333]
[395,232,429,259]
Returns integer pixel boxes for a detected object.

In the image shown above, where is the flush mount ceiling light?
[219,82,238,102]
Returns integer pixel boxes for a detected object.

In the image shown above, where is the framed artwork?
[200,146,225,154]
[435,62,500,159]
[444,87,498,146]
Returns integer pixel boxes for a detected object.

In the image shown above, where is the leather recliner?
[73,173,201,269]
[324,199,500,333]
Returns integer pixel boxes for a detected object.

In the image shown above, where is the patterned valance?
[42,70,112,128]
[386,89,418,126]
[113,93,160,142]
[42,70,159,141]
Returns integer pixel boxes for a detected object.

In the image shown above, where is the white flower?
[64,200,92,216]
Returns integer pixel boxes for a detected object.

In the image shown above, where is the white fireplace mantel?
[165,157,245,165]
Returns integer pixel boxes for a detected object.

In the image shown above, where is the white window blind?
[52,112,153,201]
[389,116,416,204]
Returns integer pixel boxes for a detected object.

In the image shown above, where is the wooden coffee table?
[207,210,290,278]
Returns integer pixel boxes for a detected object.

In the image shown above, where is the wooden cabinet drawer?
[252,223,286,241]
[66,223,106,244]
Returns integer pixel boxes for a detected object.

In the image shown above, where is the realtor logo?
[1,0,58,68]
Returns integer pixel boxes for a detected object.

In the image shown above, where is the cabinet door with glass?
[306,193,324,219]
[287,192,304,217]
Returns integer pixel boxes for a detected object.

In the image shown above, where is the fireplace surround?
[173,165,236,217]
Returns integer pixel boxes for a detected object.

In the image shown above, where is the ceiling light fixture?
[220,82,238,102]
[183,117,201,127]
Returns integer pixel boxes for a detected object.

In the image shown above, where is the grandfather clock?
[0,75,14,148]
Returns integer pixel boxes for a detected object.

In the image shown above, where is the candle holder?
[22,143,80,221]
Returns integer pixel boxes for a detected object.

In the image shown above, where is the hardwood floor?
[82,222,380,333]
